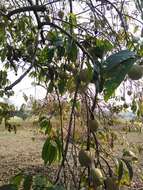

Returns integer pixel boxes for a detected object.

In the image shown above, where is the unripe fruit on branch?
[123,103,129,109]
[127,90,132,96]
[128,65,143,80]
[78,150,92,167]
[45,15,51,23]
[58,10,64,19]
[90,168,104,187]
[88,119,100,132]
[79,70,88,82]
[122,150,138,161]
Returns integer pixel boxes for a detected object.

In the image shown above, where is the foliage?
[0,102,15,124]
[7,173,65,190]
[0,101,28,133]
[0,0,143,189]
[103,50,136,101]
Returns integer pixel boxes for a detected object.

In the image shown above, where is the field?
[0,120,143,189]
[0,121,46,186]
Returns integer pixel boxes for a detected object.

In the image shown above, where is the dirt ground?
[0,126,47,186]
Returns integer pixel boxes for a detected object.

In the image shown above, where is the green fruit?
[90,168,104,187]
[58,10,64,19]
[45,15,51,23]
[89,119,99,132]
[123,103,129,109]
[78,150,92,167]
[123,150,138,161]
[79,70,88,82]
[105,177,119,190]
[131,99,137,113]
[78,69,93,83]
[128,65,143,80]
[127,91,132,96]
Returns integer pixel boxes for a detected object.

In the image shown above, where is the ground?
[0,122,143,189]
[0,123,46,186]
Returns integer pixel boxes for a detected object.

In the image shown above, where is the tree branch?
[5,31,40,91]
[5,64,33,91]
[7,5,46,18]
[40,21,94,64]
[27,0,45,43]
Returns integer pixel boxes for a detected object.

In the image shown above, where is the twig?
[7,5,46,18]
[39,21,94,65]
[27,0,45,44]
[5,31,40,91]
[54,80,80,184]
[5,64,33,91]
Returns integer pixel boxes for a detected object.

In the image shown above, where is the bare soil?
[0,126,47,186]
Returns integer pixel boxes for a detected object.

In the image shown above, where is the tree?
[0,102,15,124]
[0,0,143,189]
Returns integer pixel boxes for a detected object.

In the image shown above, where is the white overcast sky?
[10,77,46,108]
[0,68,46,108]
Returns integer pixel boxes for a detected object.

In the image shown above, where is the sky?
[10,77,46,108]
[0,69,46,108]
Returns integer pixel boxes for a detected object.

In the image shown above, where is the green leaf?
[131,99,137,113]
[37,47,49,64]
[47,31,58,42]
[123,160,134,181]
[89,46,104,59]
[57,46,65,59]
[10,173,23,189]
[47,48,55,63]
[103,57,136,101]
[0,48,7,62]
[33,175,51,189]
[42,137,51,165]
[42,138,58,165]
[133,25,139,33]
[47,185,65,190]
[0,24,6,45]
[58,79,66,95]
[48,81,54,93]
[39,117,52,135]
[103,50,137,101]
[23,175,33,190]
[55,136,62,161]
[118,160,124,182]
[18,17,26,32]
[48,141,57,165]
[0,184,17,190]
[67,40,78,62]
[68,13,77,27]
[103,50,136,71]
[89,39,113,59]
